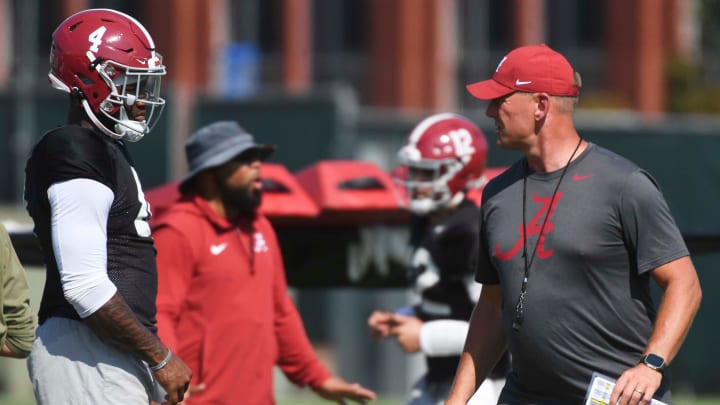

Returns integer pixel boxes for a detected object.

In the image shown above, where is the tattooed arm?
[85,293,192,404]
[84,292,166,364]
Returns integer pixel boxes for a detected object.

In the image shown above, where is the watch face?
[645,353,665,369]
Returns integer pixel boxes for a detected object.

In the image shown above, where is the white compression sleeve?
[48,179,117,318]
[419,319,470,357]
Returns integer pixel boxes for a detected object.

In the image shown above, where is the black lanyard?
[512,137,583,331]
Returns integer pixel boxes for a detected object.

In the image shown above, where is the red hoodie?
[153,194,331,404]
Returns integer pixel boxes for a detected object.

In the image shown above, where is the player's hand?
[313,376,376,404]
[153,353,192,405]
[367,310,394,341]
[389,314,423,353]
[609,363,662,405]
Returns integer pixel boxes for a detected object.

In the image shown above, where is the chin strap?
[81,100,123,140]
[409,191,464,215]
[115,107,146,142]
[408,160,468,215]
[80,99,146,142]
[115,121,146,142]
[409,198,436,215]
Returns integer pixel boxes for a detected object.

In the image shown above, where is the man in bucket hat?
[153,121,376,404]
[445,44,701,405]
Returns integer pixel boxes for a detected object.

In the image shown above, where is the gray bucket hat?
[179,121,275,192]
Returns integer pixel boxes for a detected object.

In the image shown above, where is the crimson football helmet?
[396,113,488,215]
[48,8,166,142]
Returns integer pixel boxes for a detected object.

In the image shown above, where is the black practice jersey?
[24,125,158,332]
[409,199,509,381]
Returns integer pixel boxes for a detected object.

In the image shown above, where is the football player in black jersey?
[368,113,509,405]
[23,9,191,405]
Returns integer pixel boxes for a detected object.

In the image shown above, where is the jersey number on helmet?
[448,129,476,159]
[87,26,107,55]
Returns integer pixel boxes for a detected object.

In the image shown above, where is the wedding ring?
[636,389,645,394]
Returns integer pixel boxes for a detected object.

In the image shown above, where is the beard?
[215,176,263,218]
[223,186,262,218]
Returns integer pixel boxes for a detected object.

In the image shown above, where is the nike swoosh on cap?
[515,80,532,85]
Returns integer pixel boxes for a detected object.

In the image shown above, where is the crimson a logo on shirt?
[494,192,562,261]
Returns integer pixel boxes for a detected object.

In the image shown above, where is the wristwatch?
[640,353,667,372]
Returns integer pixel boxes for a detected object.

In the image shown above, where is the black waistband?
[39,307,81,325]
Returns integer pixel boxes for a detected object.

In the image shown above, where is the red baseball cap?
[466,43,580,100]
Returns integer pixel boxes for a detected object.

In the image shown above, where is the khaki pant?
[27,317,165,405]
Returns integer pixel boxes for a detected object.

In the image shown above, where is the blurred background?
[1,0,720,404]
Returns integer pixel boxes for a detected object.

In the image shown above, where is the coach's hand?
[609,363,662,405]
[154,353,193,405]
[313,376,376,404]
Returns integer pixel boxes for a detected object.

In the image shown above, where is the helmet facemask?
[89,58,166,142]
[396,152,465,215]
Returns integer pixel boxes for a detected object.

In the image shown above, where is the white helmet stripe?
[407,112,463,147]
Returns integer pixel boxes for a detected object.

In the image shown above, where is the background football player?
[368,113,509,405]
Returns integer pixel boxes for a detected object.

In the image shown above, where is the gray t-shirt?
[476,143,687,404]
